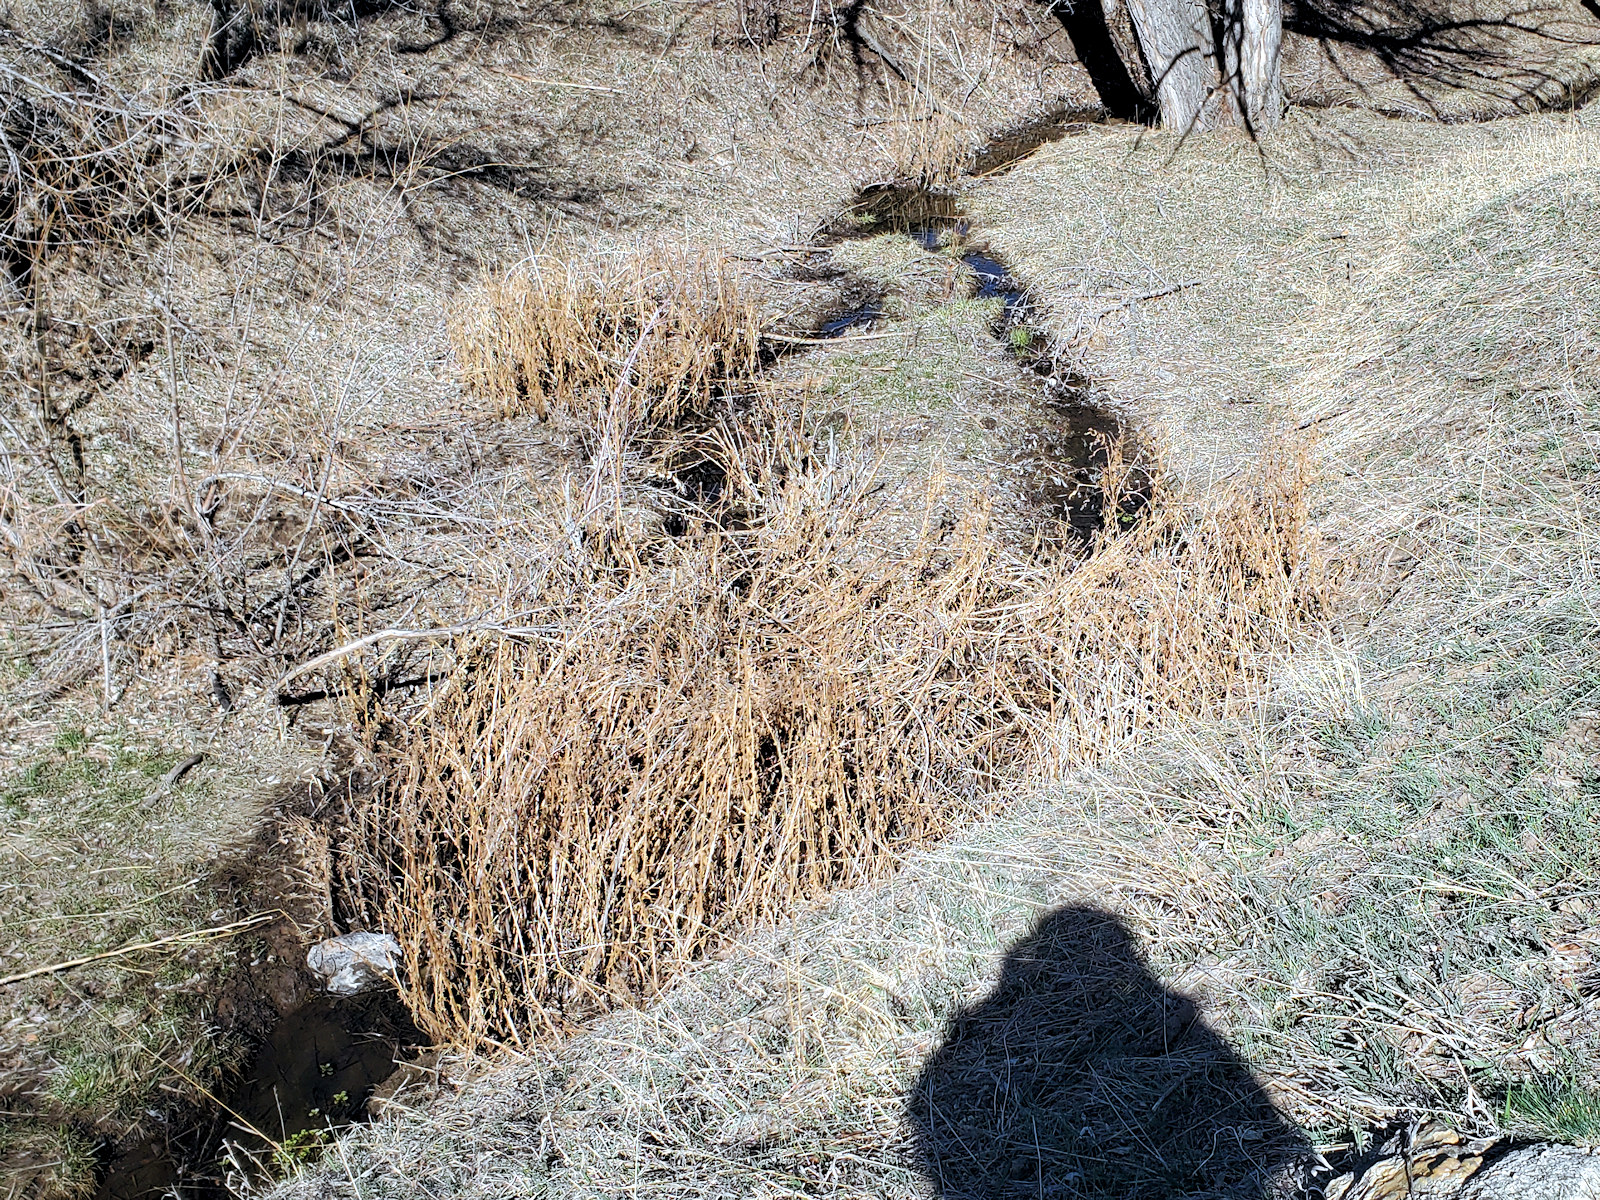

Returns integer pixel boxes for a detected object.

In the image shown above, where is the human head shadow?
[908,906,1310,1199]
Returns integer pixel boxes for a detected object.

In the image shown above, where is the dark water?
[97,992,420,1200]
[962,249,1031,325]
[818,303,884,337]
[910,225,1029,322]
[1014,397,1131,539]
[908,225,1143,536]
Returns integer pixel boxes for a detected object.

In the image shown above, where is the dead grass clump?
[450,248,764,424]
[1045,442,1326,756]
[882,110,974,191]
[343,313,1326,1047]
[352,490,1014,1044]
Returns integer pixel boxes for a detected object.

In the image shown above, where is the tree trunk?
[1051,0,1155,123]
[1240,0,1285,128]
[1220,0,1285,129]
[1122,0,1222,130]
[1099,0,1155,104]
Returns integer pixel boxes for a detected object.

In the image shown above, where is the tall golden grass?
[342,250,1327,1049]
[450,247,763,423]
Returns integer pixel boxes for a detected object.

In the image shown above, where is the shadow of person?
[908,907,1309,1199]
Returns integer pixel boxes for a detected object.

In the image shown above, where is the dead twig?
[0,913,281,987]
[139,752,207,808]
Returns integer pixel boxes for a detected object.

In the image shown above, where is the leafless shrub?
[0,30,214,283]
[0,30,444,709]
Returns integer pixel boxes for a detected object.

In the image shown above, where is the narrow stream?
[809,213,1138,539]
[818,301,885,337]
[98,149,1130,1200]
[904,217,1140,539]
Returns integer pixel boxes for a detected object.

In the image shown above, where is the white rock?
[306,931,402,996]
[1463,1145,1600,1200]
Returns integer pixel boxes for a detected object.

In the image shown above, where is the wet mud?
[818,301,886,337]
[97,990,421,1200]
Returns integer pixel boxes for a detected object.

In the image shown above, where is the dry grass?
[268,108,1600,1200]
[0,0,1082,1192]
[16,1,1597,1193]
[881,111,975,189]
[970,105,1600,1143]
[451,249,764,424]
[0,3,1083,1183]
[335,245,1327,1049]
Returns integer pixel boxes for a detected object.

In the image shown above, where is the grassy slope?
[0,711,324,1189]
[269,109,1600,1197]
[6,0,1599,1192]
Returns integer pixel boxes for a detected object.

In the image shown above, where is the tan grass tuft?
[882,110,974,190]
[450,247,764,424]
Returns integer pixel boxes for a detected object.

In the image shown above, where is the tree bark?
[1241,0,1285,128]
[1221,0,1285,129]
[1122,0,1223,130]
[1099,0,1155,103]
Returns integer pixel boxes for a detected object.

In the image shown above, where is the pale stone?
[307,931,402,997]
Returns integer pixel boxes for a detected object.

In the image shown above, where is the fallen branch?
[1092,279,1202,314]
[193,473,367,517]
[504,72,625,94]
[0,913,281,987]
[140,752,206,808]
[267,621,557,699]
[762,330,905,346]
[272,625,478,693]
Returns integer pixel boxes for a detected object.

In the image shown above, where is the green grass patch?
[1502,1077,1600,1144]
[1,724,259,1197]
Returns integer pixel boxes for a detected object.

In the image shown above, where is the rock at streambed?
[307,932,402,996]
[1327,1128,1600,1199]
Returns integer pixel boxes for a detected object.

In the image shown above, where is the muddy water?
[1015,390,1130,539]
[97,991,420,1199]
[818,301,885,337]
